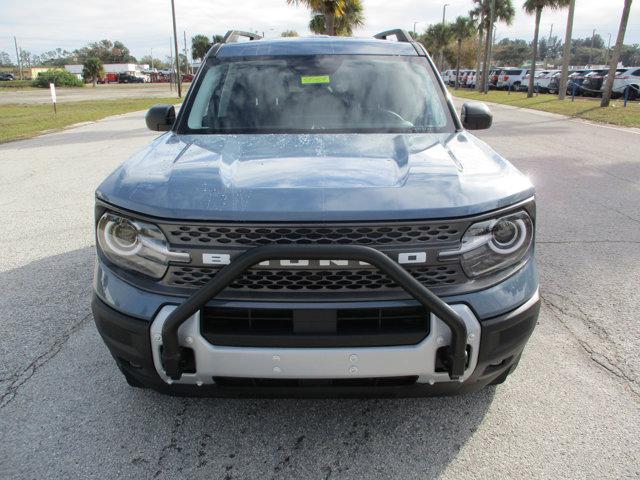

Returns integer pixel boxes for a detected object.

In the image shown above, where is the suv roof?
[216,36,420,58]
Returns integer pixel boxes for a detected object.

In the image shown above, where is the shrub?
[32,69,84,88]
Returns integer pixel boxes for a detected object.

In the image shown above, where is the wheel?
[628,86,639,101]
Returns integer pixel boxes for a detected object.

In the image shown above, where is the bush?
[0,79,32,89]
[32,69,83,88]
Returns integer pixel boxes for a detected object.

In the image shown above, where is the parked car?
[533,70,559,92]
[541,71,562,94]
[441,69,452,83]
[449,70,462,86]
[92,29,539,397]
[520,70,550,92]
[464,70,476,88]
[459,70,471,87]
[445,70,458,85]
[0,72,16,81]
[581,69,612,96]
[497,68,530,90]
[117,74,145,84]
[560,69,591,95]
[488,67,504,89]
[548,69,591,95]
[464,70,477,88]
[608,67,640,100]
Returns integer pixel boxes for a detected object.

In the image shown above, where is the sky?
[1,0,638,62]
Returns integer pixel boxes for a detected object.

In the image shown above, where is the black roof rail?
[374,29,414,43]
[222,30,263,43]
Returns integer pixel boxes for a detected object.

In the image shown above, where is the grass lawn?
[0,97,181,143]
[450,88,640,128]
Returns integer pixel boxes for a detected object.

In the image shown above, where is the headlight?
[440,210,533,278]
[97,212,190,279]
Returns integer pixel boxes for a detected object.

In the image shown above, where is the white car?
[458,70,472,86]
[465,70,477,88]
[497,68,530,90]
[522,70,559,92]
[442,69,458,85]
[521,70,549,91]
[609,67,640,100]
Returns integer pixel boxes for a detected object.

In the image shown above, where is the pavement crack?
[0,312,92,409]
[153,399,190,478]
[541,294,639,399]
[595,202,640,225]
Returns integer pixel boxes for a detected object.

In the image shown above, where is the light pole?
[440,4,450,70]
[442,3,449,25]
[170,0,182,98]
[413,21,424,38]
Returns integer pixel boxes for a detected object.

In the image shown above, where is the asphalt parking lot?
[0,82,185,105]
[1,102,639,479]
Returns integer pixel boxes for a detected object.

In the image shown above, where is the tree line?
[3,0,634,107]
[427,34,640,72]
[0,40,136,68]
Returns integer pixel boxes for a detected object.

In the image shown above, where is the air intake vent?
[200,306,430,347]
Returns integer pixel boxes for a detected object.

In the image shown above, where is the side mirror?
[460,102,492,130]
[145,104,176,131]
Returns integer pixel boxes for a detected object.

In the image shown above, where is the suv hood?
[97,132,534,221]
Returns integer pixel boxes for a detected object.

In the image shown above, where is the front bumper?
[92,290,540,397]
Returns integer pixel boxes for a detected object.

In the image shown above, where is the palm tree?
[601,0,633,107]
[471,0,515,92]
[286,0,347,36]
[471,7,485,92]
[82,58,104,87]
[309,0,364,36]
[523,0,569,98]
[557,0,575,100]
[423,23,454,69]
[191,34,211,61]
[451,17,477,89]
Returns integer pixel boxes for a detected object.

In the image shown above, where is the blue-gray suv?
[92,30,539,397]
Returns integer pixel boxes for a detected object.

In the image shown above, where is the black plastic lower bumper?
[92,292,540,398]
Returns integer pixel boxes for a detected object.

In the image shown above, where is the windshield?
[180,55,453,134]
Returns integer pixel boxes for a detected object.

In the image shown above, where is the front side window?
[181,55,453,134]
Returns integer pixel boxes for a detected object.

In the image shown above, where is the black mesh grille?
[164,265,464,291]
[201,306,429,347]
[160,221,465,247]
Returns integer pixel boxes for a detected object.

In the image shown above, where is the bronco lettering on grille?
[201,252,429,267]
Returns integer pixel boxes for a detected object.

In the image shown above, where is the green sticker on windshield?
[301,75,331,84]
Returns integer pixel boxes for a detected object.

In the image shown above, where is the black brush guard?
[161,245,469,381]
